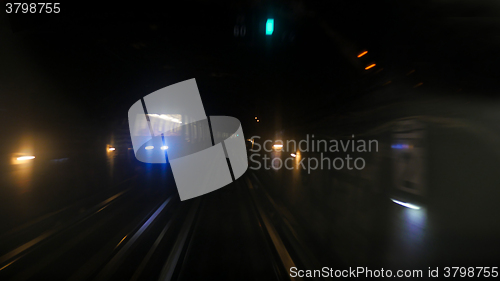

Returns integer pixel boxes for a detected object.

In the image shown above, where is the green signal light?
[266,19,274,35]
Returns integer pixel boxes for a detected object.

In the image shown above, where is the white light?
[161,146,168,150]
[149,114,182,123]
[17,156,35,160]
[273,144,283,149]
[290,153,296,157]
[108,147,115,151]
[391,199,420,210]
[145,146,154,150]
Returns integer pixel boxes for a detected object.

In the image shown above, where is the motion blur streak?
[157,199,200,281]
[94,197,172,281]
[16,156,35,161]
[364,63,376,70]
[391,199,421,210]
[357,50,368,57]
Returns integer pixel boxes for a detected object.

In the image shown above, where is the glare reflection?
[106,142,116,182]
[289,150,302,203]
[386,201,427,267]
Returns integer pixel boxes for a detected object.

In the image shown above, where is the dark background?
[3,0,500,145]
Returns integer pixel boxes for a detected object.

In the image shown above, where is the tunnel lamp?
[145,146,154,150]
[272,144,283,149]
[391,199,420,210]
[108,147,116,151]
[365,63,376,70]
[291,153,296,157]
[17,156,35,161]
[161,146,168,150]
[391,144,413,149]
[266,19,274,35]
[357,51,368,58]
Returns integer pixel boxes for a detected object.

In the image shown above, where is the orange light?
[256,120,259,122]
[357,51,368,58]
[255,117,257,119]
[365,64,376,70]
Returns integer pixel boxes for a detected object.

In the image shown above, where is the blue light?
[266,19,274,35]
[391,144,410,149]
